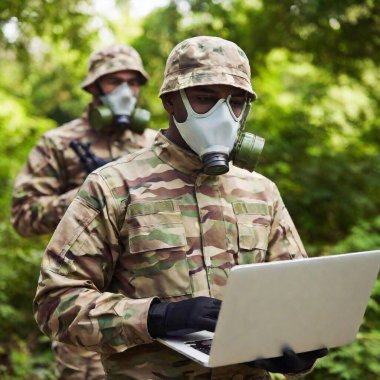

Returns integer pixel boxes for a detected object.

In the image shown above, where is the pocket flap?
[128,199,179,217]
[232,201,270,216]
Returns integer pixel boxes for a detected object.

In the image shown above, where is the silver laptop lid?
[208,250,380,367]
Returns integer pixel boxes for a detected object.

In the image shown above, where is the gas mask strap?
[225,95,249,123]
[179,89,193,115]
[239,100,251,129]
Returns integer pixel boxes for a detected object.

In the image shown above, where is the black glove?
[69,140,111,173]
[147,296,222,338]
[249,346,328,374]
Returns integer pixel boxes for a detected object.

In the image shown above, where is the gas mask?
[89,82,150,133]
[173,89,265,175]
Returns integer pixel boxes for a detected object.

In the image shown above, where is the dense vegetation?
[0,1,379,378]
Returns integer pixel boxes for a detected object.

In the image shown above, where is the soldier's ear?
[161,93,174,114]
[86,83,98,97]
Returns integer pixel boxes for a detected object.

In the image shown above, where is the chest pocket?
[232,201,271,264]
[124,199,191,299]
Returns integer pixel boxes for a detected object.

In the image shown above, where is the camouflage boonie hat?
[159,36,256,99]
[81,44,149,92]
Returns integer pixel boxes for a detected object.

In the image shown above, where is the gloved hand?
[147,296,222,338]
[249,346,328,374]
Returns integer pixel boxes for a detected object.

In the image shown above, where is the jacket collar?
[153,130,204,176]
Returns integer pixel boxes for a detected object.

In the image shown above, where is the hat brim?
[81,64,149,92]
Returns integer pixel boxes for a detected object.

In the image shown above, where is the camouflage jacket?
[11,112,156,237]
[34,131,307,379]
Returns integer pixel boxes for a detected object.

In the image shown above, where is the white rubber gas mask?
[173,89,247,175]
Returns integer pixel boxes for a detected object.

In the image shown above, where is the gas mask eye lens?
[197,98,218,113]
[186,93,219,114]
[229,99,246,117]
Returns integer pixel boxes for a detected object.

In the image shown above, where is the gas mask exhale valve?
[89,82,150,133]
[173,90,265,175]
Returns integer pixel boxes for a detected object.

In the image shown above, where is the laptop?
[158,250,380,368]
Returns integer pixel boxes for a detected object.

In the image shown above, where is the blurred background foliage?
[0,0,379,378]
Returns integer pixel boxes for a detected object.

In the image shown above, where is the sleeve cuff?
[285,361,317,378]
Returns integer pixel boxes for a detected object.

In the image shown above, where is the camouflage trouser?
[52,341,106,380]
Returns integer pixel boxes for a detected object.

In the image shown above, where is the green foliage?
[0,86,54,379]
[180,0,380,77]
[251,49,380,249]
[334,217,380,254]
[0,335,54,380]
[0,0,96,72]
[0,2,98,377]
[26,44,91,124]
[0,0,379,378]
[0,90,55,218]
[133,2,184,129]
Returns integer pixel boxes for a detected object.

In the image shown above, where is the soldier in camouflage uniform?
[34,36,327,379]
[12,44,156,380]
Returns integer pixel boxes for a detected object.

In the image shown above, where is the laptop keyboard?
[185,339,213,355]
